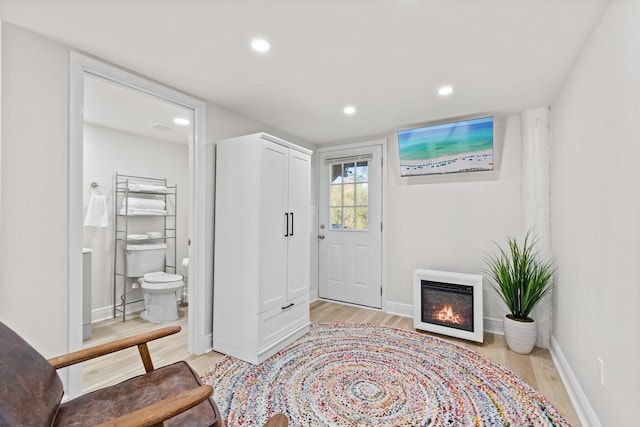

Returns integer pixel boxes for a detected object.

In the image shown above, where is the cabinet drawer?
[258,296,308,350]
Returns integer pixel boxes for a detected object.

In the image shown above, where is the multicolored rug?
[201,323,569,426]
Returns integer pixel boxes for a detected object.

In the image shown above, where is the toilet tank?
[125,243,166,277]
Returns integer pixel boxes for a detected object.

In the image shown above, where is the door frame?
[68,53,207,397]
[316,139,388,311]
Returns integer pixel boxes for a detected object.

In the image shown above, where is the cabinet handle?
[290,212,294,236]
[281,303,294,310]
[285,213,289,237]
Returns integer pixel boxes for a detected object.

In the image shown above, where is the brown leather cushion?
[54,361,220,427]
[0,321,64,427]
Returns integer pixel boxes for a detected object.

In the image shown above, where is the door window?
[330,161,369,230]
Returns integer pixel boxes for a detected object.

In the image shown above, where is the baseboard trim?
[550,335,601,427]
[483,316,504,335]
[386,301,504,336]
[204,333,213,353]
[385,301,413,318]
[92,302,145,323]
[387,304,595,425]
[309,288,319,304]
[317,297,382,312]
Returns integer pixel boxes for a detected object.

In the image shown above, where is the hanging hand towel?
[84,194,109,227]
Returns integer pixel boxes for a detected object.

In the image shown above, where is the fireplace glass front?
[421,280,474,332]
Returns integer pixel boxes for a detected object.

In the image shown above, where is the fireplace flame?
[435,305,463,324]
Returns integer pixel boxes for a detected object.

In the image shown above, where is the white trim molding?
[91,302,145,324]
[483,317,505,335]
[204,333,213,353]
[550,335,601,427]
[385,301,413,318]
[309,288,319,304]
[317,138,388,311]
[69,53,208,397]
[330,299,506,339]
[521,107,552,349]
[0,19,3,277]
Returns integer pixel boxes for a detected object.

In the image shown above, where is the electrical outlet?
[596,356,605,387]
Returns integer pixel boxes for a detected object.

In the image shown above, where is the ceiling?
[0,0,609,144]
[84,74,192,144]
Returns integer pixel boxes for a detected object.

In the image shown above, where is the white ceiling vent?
[148,122,176,131]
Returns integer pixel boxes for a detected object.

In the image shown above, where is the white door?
[318,145,383,308]
[287,149,311,301]
[258,141,289,313]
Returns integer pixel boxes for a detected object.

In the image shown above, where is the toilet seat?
[143,271,182,283]
[140,272,183,290]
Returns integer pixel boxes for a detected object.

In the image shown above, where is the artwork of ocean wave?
[398,116,494,176]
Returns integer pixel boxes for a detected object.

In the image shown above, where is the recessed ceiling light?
[438,85,454,96]
[251,38,271,53]
[173,117,190,126]
[343,106,356,115]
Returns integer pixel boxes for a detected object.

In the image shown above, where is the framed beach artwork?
[397,116,494,176]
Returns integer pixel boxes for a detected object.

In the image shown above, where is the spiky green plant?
[485,231,556,321]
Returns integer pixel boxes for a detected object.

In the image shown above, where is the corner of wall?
[550,335,602,427]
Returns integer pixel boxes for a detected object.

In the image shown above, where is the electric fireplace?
[413,269,484,342]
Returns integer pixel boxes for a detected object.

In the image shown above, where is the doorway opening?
[83,74,192,321]
[69,53,207,398]
[317,142,385,309]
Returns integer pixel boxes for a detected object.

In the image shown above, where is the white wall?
[83,123,189,316]
[0,23,69,356]
[0,23,316,357]
[385,115,523,322]
[6,12,635,423]
[550,0,640,425]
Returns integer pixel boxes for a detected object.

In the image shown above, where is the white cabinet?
[213,133,312,364]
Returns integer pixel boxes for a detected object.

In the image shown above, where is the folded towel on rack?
[84,195,109,227]
[126,233,149,240]
[121,197,165,210]
[119,207,167,216]
[128,184,167,193]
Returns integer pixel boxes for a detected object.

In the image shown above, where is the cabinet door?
[287,149,311,301]
[258,141,289,313]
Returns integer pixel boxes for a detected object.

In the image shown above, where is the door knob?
[318,234,325,240]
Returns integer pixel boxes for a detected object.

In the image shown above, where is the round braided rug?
[201,323,569,426]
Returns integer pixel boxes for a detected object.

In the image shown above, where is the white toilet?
[126,243,184,323]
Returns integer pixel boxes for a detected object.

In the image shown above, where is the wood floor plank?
[530,348,577,425]
[82,300,580,426]
[505,348,539,389]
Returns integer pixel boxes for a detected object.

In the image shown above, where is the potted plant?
[485,231,555,354]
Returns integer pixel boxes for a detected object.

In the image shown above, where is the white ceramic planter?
[503,315,537,354]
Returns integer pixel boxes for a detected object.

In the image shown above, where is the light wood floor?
[82,300,580,426]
